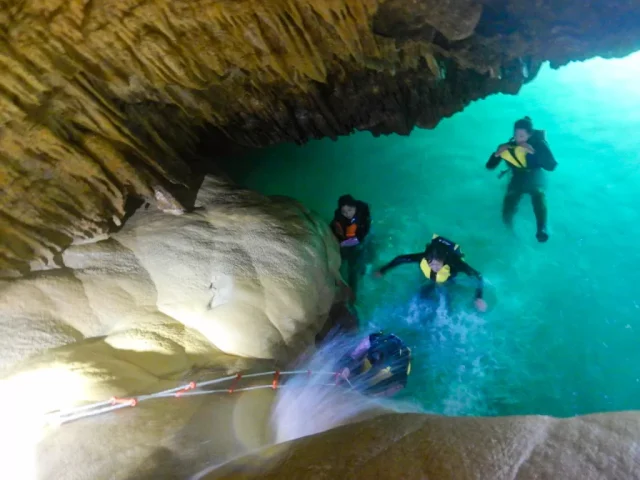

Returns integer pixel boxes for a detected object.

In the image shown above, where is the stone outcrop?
[3,0,640,271]
[0,176,344,478]
[204,411,640,480]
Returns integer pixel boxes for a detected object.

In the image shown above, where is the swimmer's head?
[338,195,357,220]
[426,245,448,272]
[514,116,534,143]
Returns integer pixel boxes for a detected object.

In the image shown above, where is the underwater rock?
[0,176,344,478]
[2,0,640,270]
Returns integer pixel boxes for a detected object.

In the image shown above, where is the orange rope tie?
[228,373,242,394]
[110,397,138,407]
[272,371,281,389]
[175,382,197,397]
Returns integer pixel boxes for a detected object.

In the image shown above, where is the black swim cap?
[425,236,454,261]
[514,116,533,133]
[338,195,357,207]
[426,242,448,262]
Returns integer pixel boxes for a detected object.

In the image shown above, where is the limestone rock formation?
[0,176,344,478]
[204,411,640,480]
[3,0,640,272]
[2,176,640,480]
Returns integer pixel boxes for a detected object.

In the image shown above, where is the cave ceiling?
[1,0,640,273]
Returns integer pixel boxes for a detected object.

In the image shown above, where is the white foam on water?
[364,290,497,416]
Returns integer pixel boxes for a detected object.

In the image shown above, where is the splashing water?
[271,330,422,444]
[192,332,422,480]
[363,286,498,416]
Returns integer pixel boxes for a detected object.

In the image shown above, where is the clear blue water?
[225,52,640,418]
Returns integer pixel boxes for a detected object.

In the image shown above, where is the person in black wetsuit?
[373,235,487,312]
[486,116,558,243]
[337,331,411,397]
[330,195,372,301]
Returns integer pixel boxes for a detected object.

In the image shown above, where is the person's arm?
[454,258,484,300]
[486,153,502,170]
[530,140,558,171]
[330,215,346,242]
[486,140,513,170]
[377,252,424,275]
[338,336,371,379]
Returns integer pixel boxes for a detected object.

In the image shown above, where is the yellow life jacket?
[420,258,451,283]
[500,145,528,168]
[419,234,461,283]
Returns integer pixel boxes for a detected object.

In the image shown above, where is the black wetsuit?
[379,245,484,302]
[330,201,372,297]
[337,333,411,395]
[331,201,371,244]
[486,130,558,238]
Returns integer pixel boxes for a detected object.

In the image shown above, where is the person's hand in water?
[340,237,359,247]
[474,298,488,312]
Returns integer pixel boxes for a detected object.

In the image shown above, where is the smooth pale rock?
[0,176,343,479]
[203,411,640,480]
[0,176,341,375]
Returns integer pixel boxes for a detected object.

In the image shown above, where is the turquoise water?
[225,52,640,418]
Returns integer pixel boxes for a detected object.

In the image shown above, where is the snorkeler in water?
[486,116,558,243]
[373,234,487,312]
[337,331,411,397]
[330,194,372,301]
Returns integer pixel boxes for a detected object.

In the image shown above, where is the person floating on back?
[373,234,487,312]
[330,194,372,301]
[486,116,558,243]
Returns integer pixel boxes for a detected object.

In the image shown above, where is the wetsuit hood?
[531,129,546,142]
[338,194,357,208]
[425,235,463,262]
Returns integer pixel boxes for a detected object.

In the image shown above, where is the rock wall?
[0,176,344,479]
[204,411,640,480]
[3,0,640,272]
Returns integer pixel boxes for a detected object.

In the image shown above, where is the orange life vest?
[336,222,358,239]
[345,223,357,238]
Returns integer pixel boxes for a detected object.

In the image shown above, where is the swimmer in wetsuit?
[330,195,372,301]
[337,331,411,397]
[373,234,487,312]
[486,116,558,243]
